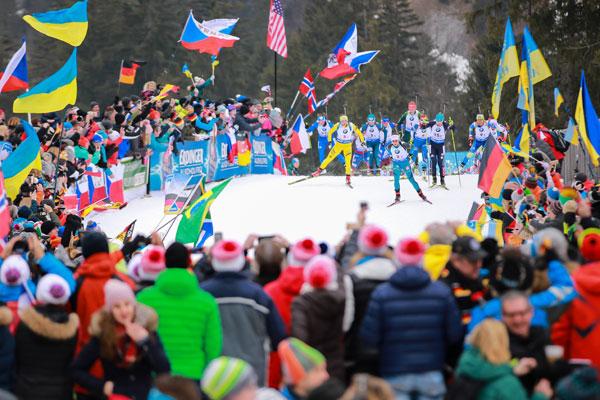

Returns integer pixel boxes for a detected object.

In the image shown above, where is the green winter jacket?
[74,145,90,161]
[456,347,548,400]
[137,268,222,379]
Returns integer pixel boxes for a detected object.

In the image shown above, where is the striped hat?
[278,338,326,385]
[201,356,256,400]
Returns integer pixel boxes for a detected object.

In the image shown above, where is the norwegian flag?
[299,69,314,97]
[307,90,318,114]
[266,0,288,58]
[0,171,10,238]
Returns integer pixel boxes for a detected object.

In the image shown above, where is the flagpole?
[274,53,278,105]
[25,88,31,124]
[117,59,123,96]
[286,90,301,120]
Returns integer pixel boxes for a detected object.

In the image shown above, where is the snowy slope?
[91,174,481,246]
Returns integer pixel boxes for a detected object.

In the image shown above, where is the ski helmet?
[435,113,444,123]
[340,115,348,122]
[420,115,429,125]
[476,114,485,121]
[367,113,376,121]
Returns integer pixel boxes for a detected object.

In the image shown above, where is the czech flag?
[3,120,41,200]
[13,48,77,114]
[179,11,239,56]
[289,114,311,155]
[23,0,88,47]
[575,71,600,166]
[0,40,28,93]
[320,50,379,80]
[478,136,512,198]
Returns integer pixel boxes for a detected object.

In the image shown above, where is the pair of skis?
[288,174,354,189]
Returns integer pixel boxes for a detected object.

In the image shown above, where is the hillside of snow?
[90,174,481,247]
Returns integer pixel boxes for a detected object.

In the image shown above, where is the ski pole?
[449,126,462,188]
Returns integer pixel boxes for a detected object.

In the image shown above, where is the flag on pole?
[261,85,272,96]
[491,18,519,119]
[299,69,314,97]
[182,63,192,79]
[478,136,512,197]
[175,178,232,245]
[514,123,531,160]
[152,84,179,103]
[575,71,600,166]
[22,0,88,46]
[13,48,77,114]
[523,27,552,128]
[3,120,42,199]
[288,114,311,154]
[115,220,136,243]
[0,40,28,93]
[554,87,564,117]
[564,117,578,145]
[307,91,318,115]
[316,74,357,109]
[180,11,240,56]
[119,60,142,85]
[319,50,379,80]
[266,0,288,58]
[0,171,10,238]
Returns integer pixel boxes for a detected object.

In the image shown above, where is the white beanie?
[0,255,30,286]
[36,274,71,305]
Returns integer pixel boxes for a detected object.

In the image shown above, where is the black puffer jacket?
[291,288,346,381]
[14,304,79,400]
[0,305,14,391]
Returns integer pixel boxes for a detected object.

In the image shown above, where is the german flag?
[467,201,484,222]
[478,136,512,198]
[118,60,144,85]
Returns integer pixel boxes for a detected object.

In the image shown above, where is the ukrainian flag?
[23,0,88,47]
[515,123,531,160]
[13,48,77,114]
[3,120,42,199]
[575,71,600,166]
[523,27,552,84]
[554,88,564,117]
[491,18,519,119]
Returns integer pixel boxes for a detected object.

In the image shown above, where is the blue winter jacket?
[468,259,576,332]
[360,266,462,377]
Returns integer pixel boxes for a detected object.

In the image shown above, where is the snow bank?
[91,174,481,246]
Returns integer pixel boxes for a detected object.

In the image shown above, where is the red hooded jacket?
[551,262,600,369]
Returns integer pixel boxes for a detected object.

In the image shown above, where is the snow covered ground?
[91,174,481,246]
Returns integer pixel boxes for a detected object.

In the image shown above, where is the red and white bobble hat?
[358,225,389,256]
[288,238,320,267]
[394,237,426,267]
[211,240,246,272]
[140,245,166,281]
[303,255,337,289]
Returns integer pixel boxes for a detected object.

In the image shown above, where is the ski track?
[91,174,481,247]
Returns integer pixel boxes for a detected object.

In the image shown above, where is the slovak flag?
[289,114,311,155]
[180,11,240,56]
[319,23,379,80]
[299,69,314,97]
[0,40,28,93]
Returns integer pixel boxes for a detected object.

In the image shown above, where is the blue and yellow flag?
[182,63,192,79]
[13,48,77,114]
[491,18,520,119]
[523,27,552,84]
[554,88,564,117]
[514,123,531,160]
[517,46,530,113]
[564,117,578,145]
[23,0,88,47]
[575,71,600,166]
[4,120,42,199]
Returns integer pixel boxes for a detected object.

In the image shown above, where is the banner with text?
[250,134,274,174]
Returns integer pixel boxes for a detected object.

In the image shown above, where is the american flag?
[267,0,288,58]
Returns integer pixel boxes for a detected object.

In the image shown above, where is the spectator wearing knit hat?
[278,338,329,400]
[201,239,286,386]
[291,255,346,381]
[138,242,221,380]
[265,238,320,388]
[14,274,79,400]
[345,225,396,376]
[360,237,462,399]
[72,280,170,400]
[201,356,258,400]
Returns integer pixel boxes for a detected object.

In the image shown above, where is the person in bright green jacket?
[455,319,552,400]
[137,242,222,380]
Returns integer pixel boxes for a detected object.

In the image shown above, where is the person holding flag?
[460,114,494,170]
[311,115,366,187]
[397,101,421,144]
[361,114,382,174]
[387,134,430,206]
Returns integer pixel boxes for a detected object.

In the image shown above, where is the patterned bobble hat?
[278,338,326,386]
[201,356,256,400]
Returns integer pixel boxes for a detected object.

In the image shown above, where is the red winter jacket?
[534,123,565,161]
[551,262,600,369]
[264,266,304,388]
